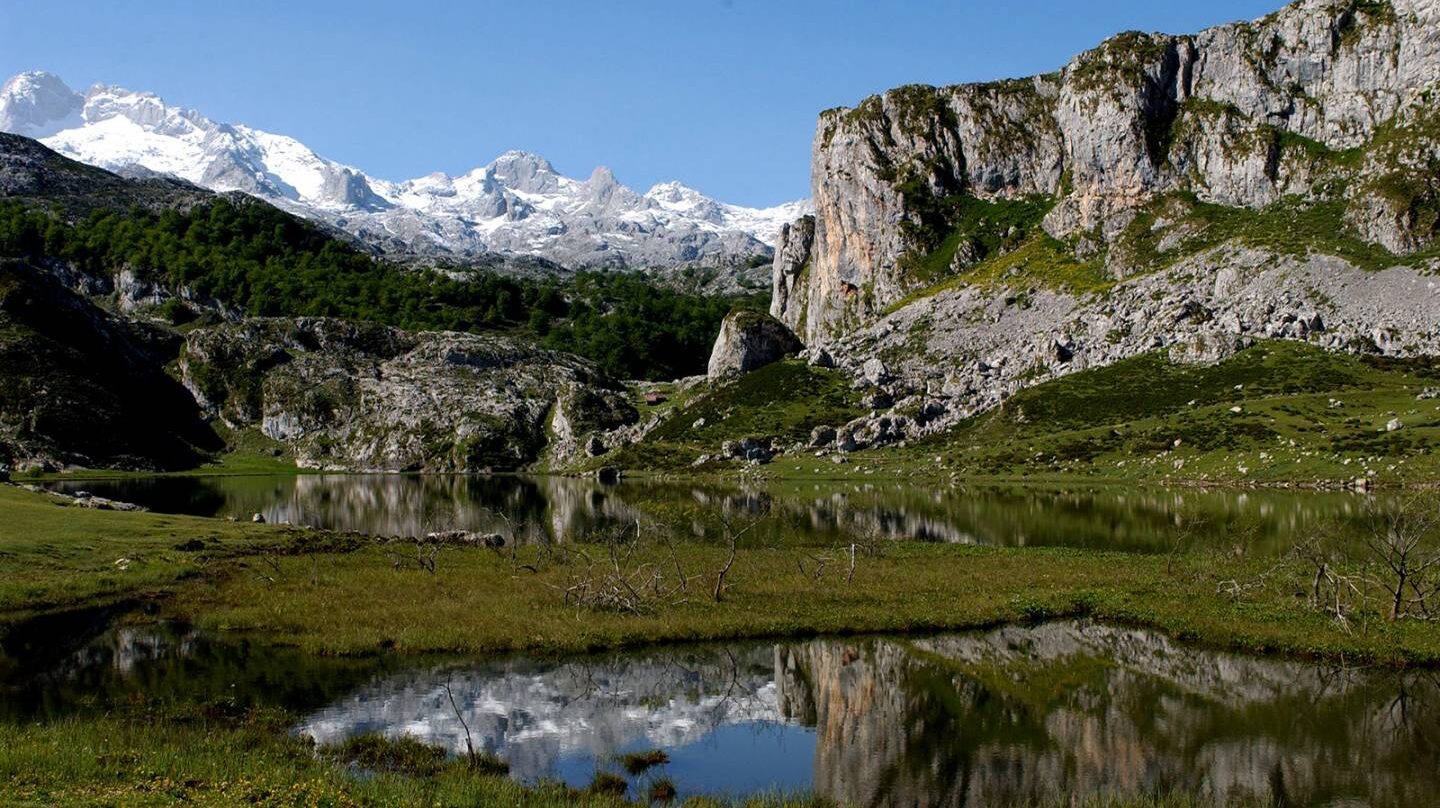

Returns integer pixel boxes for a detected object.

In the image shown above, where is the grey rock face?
[770,215,816,330]
[791,0,1440,344]
[706,310,804,378]
[180,318,636,472]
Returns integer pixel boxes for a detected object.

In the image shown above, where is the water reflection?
[296,623,1440,805]
[299,648,808,795]
[45,474,1391,554]
[8,620,1434,805]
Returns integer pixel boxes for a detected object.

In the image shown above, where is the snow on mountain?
[0,71,812,270]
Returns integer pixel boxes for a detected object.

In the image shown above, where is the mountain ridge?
[0,70,810,272]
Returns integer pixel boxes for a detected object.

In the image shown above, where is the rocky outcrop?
[180,318,636,472]
[780,0,1440,344]
[706,310,804,378]
[0,261,220,471]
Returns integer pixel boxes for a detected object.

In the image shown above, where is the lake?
[43,473,1392,554]
[3,619,1434,806]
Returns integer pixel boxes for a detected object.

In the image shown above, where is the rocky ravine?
[180,318,637,473]
[760,0,1440,449]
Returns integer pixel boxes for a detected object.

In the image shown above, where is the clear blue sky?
[1,0,1283,207]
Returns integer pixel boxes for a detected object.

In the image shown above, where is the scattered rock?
[861,358,890,385]
[809,426,837,448]
[807,348,835,369]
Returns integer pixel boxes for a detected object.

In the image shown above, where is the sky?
[0,0,1284,208]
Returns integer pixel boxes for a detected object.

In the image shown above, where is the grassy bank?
[3,484,1437,665]
[0,485,321,622]
[176,538,1440,664]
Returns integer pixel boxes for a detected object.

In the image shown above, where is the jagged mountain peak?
[0,70,82,138]
[0,69,813,271]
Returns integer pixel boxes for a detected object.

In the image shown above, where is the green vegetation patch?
[603,360,866,470]
[895,192,1056,286]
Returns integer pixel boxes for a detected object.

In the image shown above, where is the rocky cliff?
[776,0,1440,345]
[180,318,637,472]
[0,261,221,471]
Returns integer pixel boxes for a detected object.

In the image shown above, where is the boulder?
[861,358,891,386]
[808,425,838,448]
[721,437,776,463]
[706,310,803,379]
[806,347,835,369]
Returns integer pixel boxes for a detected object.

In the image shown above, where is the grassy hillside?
[597,360,866,471]
[749,341,1440,485]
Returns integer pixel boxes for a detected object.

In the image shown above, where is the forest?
[0,198,761,380]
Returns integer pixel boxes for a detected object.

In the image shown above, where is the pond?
[3,619,1435,806]
[43,473,1391,555]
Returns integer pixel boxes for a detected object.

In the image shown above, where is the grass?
[0,485,323,622]
[174,537,1440,665]
[619,749,670,775]
[3,481,1438,665]
[885,232,1113,313]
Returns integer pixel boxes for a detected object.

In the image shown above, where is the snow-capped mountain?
[0,71,810,270]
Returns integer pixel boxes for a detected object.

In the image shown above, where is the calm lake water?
[3,619,1436,806]
[45,473,1392,554]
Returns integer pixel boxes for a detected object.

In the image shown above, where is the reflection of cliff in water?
[776,621,1440,807]
[746,484,1381,552]
[46,476,1390,553]
[242,475,646,542]
[8,619,1437,804]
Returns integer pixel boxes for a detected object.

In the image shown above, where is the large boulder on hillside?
[707,310,803,379]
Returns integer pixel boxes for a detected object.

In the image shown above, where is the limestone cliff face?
[776,0,1440,343]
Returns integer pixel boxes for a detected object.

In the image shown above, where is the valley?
[3,0,1440,805]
